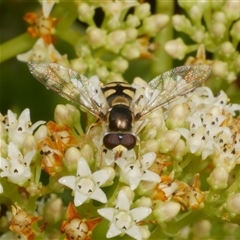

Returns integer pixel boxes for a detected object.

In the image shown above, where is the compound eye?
[103,134,120,150]
[121,134,136,150]
[103,134,136,150]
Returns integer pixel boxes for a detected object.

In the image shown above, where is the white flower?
[4,108,45,147]
[17,38,69,65]
[0,142,35,185]
[98,189,152,240]
[116,152,160,190]
[58,157,114,206]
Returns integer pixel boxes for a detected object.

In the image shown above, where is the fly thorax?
[108,105,133,131]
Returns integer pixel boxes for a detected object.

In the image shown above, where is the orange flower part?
[138,36,159,59]
[10,203,42,240]
[61,202,102,240]
[174,174,207,210]
[39,121,78,175]
[46,121,79,150]
[39,137,63,176]
[23,12,58,44]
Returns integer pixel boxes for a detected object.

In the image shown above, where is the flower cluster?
[1,79,240,239]
[1,0,240,239]
[17,1,169,83]
[164,0,240,82]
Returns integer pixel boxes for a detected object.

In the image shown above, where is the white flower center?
[76,177,95,195]
[114,211,132,230]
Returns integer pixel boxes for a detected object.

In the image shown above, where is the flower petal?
[91,188,107,203]
[58,176,76,190]
[77,157,91,177]
[97,208,115,221]
[130,207,152,222]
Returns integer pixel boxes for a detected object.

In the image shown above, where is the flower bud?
[225,193,240,215]
[164,38,187,60]
[100,167,115,186]
[212,11,226,23]
[223,0,240,21]
[133,196,152,208]
[158,130,181,153]
[210,22,226,39]
[189,5,203,21]
[230,20,240,41]
[172,15,192,32]
[119,186,135,202]
[80,144,94,165]
[111,57,129,73]
[96,66,109,80]
[141,139,160,154]
[71,58,87,74]
[153,201,181,223]
[169,139,186,160]
[134,3,151,19]
[219,42,235,57]
[166,104,186,129]
[106,30,126,53]
[44,197,63,224]
[78,3,95,22]
[63,147,82,171]
[54,104,80,127]
[23,135,37,154]
[87,27,106,49]
[125,28,138,41]
[142,14,169,36]
[211,60,228,78]
[121,43,141,60]
[193,220,211,238]
[207,167,229,189]
[126,14,140,27]
[34,125,48,143]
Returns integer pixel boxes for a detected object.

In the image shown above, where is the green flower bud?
[164,38,187,60]
[169,139,186,160]
[80,143,94,165]
[166,104,186,129]
[189,5,203,21]
[71,58,87,74]
[153,201,181,223]
[134,3,151,20]
[158,130,181,153]
[106,30,126,53]
[142,14,169,36]
[223,1,240,21]
[77,2,95,23]
[34,125,48,143]
[96,66,109,80]
[207,167,229,189]
[126,14,140,27]
[225,193,240,215]
[212,60,228,78]
[121,42,141,60]
[172,15,192,32]
[23,135,37,154]
[193,220,211,238]
[54,104,80,127]
[210,22,226,38]
[63,147,82,172]
[87,27,106,49]
[230,20,240,41]
[111,57,129,73]
[125,28,138,42]
[219,42,235,58]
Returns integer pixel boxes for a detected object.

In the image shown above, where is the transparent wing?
[132,64,211,119]
[28,62,108,118]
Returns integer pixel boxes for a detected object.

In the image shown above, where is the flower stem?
[151,0,174,77]
[0,33,35,64]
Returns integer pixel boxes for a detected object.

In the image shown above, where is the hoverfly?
[28,62,211,154]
